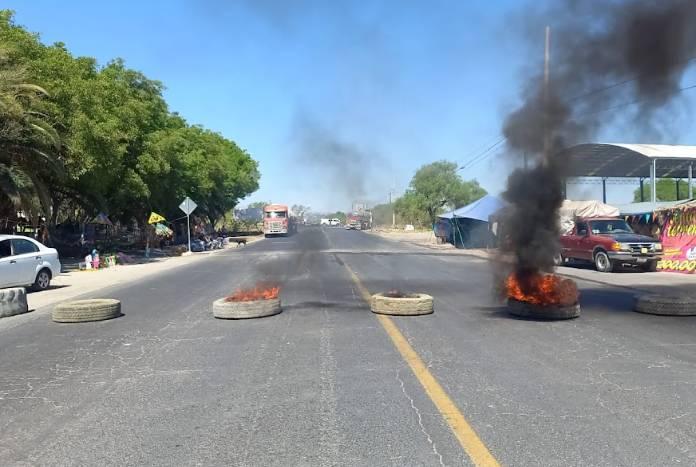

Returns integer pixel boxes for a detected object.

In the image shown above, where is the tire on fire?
[52,299,122,323]
[213,297,282,319]
[634,294,696,316]
[507,298,580,320]
[370,293,434,316]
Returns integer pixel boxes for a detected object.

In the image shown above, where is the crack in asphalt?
[395,368,446,467]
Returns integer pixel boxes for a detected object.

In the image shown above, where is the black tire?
[213,297,282,319]
[52,299,121,323]
[635,295,696,316]
[508,298,580,320]
[371,293,434,316]
[643,260,658,272]
[32,268,52,291]
[594,250,613,272]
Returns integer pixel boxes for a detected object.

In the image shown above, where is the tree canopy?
[394,160,486,226]
[0,10,259,237]
[633,179,693,202]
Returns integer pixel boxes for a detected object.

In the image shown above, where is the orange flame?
[225,285,280,302]
[506,273,579,306]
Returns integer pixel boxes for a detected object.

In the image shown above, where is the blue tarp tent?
[436,195,504,248]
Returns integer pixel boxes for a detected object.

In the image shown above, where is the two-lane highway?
[2,226,696,466]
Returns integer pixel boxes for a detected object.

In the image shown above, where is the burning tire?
[52,299,121,323]
[507,298,580,320]
[370,293,434,316]
[213,297,282,319]
[634,294,696,316]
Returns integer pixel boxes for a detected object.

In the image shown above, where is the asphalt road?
[2,226,696,466]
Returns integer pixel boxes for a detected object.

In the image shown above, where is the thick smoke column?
[501,0,696,281]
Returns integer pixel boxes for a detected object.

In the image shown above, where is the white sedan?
[0,235,61,291]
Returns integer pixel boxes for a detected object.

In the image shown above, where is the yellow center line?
[344,262,501,467]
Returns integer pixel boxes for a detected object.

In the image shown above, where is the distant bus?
[263,204,290,237]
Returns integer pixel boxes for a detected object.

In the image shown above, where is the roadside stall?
[616,201,681,239]
[653,200,696,273]
[437,195,504,248]
[559,200,619,234]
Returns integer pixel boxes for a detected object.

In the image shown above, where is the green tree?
[371,202,395,227]
[291,204,310,218]
[633,179,694,202]
[0,43,61,222]
[395,160,486,225]
[248,201,270,209]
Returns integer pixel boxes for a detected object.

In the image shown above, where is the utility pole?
[543,25,551,162]
[390,190,396,228]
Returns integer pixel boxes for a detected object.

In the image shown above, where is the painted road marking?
[343,262,501,467]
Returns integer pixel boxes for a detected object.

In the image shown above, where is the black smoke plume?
[501,0,696,282]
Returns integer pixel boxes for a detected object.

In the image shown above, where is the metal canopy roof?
[561,143,696,178]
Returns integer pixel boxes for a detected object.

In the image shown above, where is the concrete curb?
[0,288,29,318]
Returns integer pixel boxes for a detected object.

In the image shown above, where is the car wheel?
[32,268,52,291]
[643,260,658,272]
[594,251,613,273]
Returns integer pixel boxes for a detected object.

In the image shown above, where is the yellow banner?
[148,212,165,224]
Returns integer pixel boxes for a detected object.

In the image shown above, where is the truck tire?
[508,298,580,320]
[370,293,434,316]
[643,260,658,272]
[594,250,613,273]
[52,299,121,323]
[635,294,696,316]
[213,297,281,319]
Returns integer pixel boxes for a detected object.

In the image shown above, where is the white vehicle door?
[0,239,20,287]
[10,238,41,285]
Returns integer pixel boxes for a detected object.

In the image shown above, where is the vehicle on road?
[559,217,663,272]
[0,235,61,291]
[264,204,294,237]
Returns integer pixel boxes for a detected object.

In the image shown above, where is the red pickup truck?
[558,217,663,272]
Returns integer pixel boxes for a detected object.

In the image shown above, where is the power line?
[566,56,696,103]
[458,137,506,170]
[576,83,696,118]
[458,58,696,170]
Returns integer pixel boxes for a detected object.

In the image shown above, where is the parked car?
[558,217,663,272]
[0,235,62,290]
[190,239,206,252]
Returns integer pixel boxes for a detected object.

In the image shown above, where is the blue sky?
[6,0,696,211]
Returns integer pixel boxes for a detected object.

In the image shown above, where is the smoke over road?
[501,0,696,280]
[291,114,384,206]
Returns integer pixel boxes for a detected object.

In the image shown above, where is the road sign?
[179,197,197,253]
[179,197,197,215]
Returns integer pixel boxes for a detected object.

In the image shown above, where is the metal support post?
[187,213,191,253]
[651,159,657,203]
[602,178,607,203]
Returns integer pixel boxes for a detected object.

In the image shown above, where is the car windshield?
[589,220,634,234]
[265,211,286,218]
